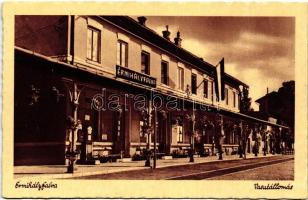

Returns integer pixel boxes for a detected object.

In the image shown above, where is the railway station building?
[14,16,291,165]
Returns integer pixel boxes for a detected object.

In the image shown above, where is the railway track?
[73,156,294,180]
[166,157,293,180]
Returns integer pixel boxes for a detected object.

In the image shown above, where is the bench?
[99,154,121,163]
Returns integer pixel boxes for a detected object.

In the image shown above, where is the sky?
[140,16,295,110]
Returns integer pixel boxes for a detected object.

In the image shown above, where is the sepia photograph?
[2,2,308,199]
[14,15,295,180]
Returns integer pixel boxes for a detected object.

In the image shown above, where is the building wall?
[74,16,89,63]
[15,16,68,57]
[130,109,141,143]
[221,83,240,112]
[69,15,244,156]
[101,22,118,74]
[14,16,246,163]
[168,57,178,89]
[204,74,215,105]
[72,16,240,112]
[14,51,67,165]
[129,37,142,72]
[150,48,161,82]
[14,15,241,114]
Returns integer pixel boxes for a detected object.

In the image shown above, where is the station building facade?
[14,15,288,165]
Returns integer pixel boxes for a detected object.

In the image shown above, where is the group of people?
[212,118,294,159]
[238,124,293,157]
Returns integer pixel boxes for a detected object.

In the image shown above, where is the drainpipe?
[69,15,75,65]
[153,107,157,169]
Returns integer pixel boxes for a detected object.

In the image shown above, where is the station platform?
[14,153,282,179]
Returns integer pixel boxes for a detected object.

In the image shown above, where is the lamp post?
[237,121,243,158]
[215,114,224,160]
[252,125,258,157]
[262,126,267,156]
[200,116,212,157]
[66,82,83,173]
[184,111,196,162]
[144,100,152,167]
[239,85,243,112]
[243,124,250,159]
[190,110,196,162]
[279,127,283,154]
[153,107,157,169]
[185,84,195,162]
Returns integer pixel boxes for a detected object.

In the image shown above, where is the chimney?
[174,31,182,47]
[162,25,171,40]
[137,16,147,26]
[266,87,269,94]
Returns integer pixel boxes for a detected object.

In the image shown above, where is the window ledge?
[73,57,114,75]
[86,59,101,67]
[159,83,172,89]
[140,72,151,76]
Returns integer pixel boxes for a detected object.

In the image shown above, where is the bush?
[172,149,189,158]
